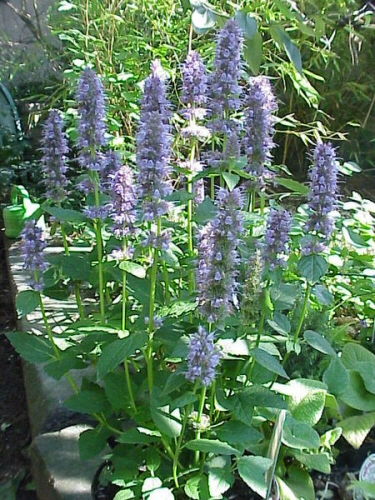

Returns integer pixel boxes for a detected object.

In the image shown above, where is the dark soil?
[0,229,38,500]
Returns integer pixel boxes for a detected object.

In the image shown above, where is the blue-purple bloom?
[137,60,172,222]
[109,164,138,238]
[181,50,208,120]
[208,18,243,132]
[303,143,339,254]
[243,76,278,184]
[22,220,49,291]
[186,326,221,386]
[197,188,244,323]
[41,109,69,203]
[100,150,122,192]
[77,68,107,169]
[263,208,293,269]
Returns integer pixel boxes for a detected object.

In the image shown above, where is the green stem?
[194,385,207,465]
[74,283,85,320]
[173,404,191,488]
[187,142,196,295]
[94,177,106,324]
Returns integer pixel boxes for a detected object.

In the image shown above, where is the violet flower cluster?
[22,220,49,291]
[243,76,278,185]
[303,143,339,254]
[109,164,138,238]
[186,326,221,386]
[136,60,172,224]
[181,50,208,121]
[263,208,293,269]
[41,110,69,204]
[197,188,244,323]
[208,18,242,133]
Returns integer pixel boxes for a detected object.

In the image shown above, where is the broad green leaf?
[97,333,147,379]
[276,178,309,195]
[292,450,331,473]
[270,283,300,310]
[184,475,210,500]
[282,416,320,450]
[312,284,334,306]
[191,6,216,34]
[170,392,198,411]
[186,439,240,456]
[117,428,160,445]
[113,491,135,500]
[79,428,109,460]
[277,466,315,500]
[341,343,375,370]
[118,261,146,279]
[252,348,289,379]
[348,480,375,497]
[16,290,40,316]
[288,388,326,426]
[235,10,257,39]
[267,312,291,336]
[237,456,273,497]
[142,477,162,493]
[304,330,336,356]
[45,356,86,380]
[340,371,375,411]
[270,24,302,73]
[104,371,132,410]
[216,420,263,447]
[222,172,240,191]
[323,357,349,396]
[195,197,217,224]
[148,488,175,500]
[61,253,91,281]
[243,33,263,75]
[150,404,182,438]
[6,331,53,364]
[243,385,287,409]
[44,206,87,222]
[208,463,234,497]
[354,362,375,394]
[340,411,375,449]
[298,254,328,283]
[65,388,109,414]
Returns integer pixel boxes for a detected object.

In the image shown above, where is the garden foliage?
[6,5,375,500]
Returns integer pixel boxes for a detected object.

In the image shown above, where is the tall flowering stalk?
[263,207,293,270]
[137,60,173,392]
[243,76,278,190]
[77,68,108,323]
[41,109,69,205]
[303,143,339,254]
[22,220,49,292]
[197,188,244,324]
[186,325,221,387]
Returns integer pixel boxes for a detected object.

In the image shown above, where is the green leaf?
[97,333,147,379]
[348,480,375,497]
[6,331,53,364]
[304,330,336,356]
[252,348,289,379]
[237,456,273,497]
[355,362,375,394]
[267,312,291,336]
[185,476,210,500]
[312,284,334,306]
[222,172,240,191]
[65,388,109,414]
[292,450,331,474]
[243,33,263,75]
[170,392,198,411]
[270,283,300,310]
[341,343,375,370]
[323,357,349,397]
[216,420,263,447]
[339,371,375,411]
[277,466,315,500]
[104,371,131,410]
[16,290,40,316]
[340,411,375,449]
[61,253,91,281]
[282,415,320,450]
[45,356,86,380]
[270,24,303,73]
[44,206,87,223]
[298,254,328,283]
[186,439,240,456]
[235,10,257,39]
[117,428,160,445]
[79,428,109,460]
[148,488,175,500]
[150,404,182,438]
[191,6,216,34]
[208,457,234,497]
[118,261,146,279]
[288,388,326,426]
[276,178,309,195]
[195,197,217,224]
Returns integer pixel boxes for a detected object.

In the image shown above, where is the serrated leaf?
[118,261,146,279]
[45,356,86,380]
[185,476,210,500]
[104,371,131,410]
[97,333,147,379]
[208,465,234,497]
[277,466,315,500]
[216,420,263,447]
[292,450,331,474]
[340,412,375,449]
[237,456,273,497]
[298,254,328,283]
[195,197,217,224]
[267,312,291,336]
[79,428,109,460]
[304,330,336,356]
[288,388,326,426]
[16,290,40,316]
[65,388,109,414]
[61,253,91,281]
[6,331,53,364]
[222,172,240,191]
[150,404,182,438]
[282,416,320,450]
[186,439,240,456]
[270,283,300,310]
[252,348,289,379]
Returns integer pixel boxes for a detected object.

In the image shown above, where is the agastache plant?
[22,220,49,292]
[186,325,221,386]
[197,187,244,324]
[41,109,69,204]
[303,142,339,254]
[263,207,293,269]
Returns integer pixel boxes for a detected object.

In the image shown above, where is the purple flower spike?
[243,76,278,185]
[209,18,243,132]
[22,220,49,291]
[263,208,293,269]
[109,164,138,238]
[181,50,208,120]
[41,109,69,203]
[303,143,339,254]
[137,61,172,222]
[186,326,221,386]
[77,68,107,157]
[197,188,244,323]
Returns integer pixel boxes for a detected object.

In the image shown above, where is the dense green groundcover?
[2,1,375,499]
